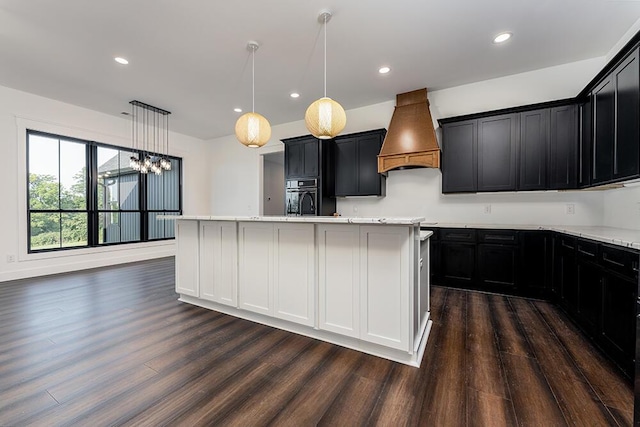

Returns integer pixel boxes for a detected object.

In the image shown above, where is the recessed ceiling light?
[234,108,242,113]
[114,57,129,65]
[290,92,300,99]
[378,66,391,74]
[493,32,512,44]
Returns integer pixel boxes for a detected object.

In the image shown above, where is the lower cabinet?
[175,220,200,297]
[317,224,412,351]
[200,221,238,307]
[238,222,315,326]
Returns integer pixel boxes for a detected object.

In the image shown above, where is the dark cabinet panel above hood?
[378,88,441,173]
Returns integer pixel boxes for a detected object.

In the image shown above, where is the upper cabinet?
[442,120,477,193]
[283,136,320,179]
[477,114,518,192]
[591,48,640,185]
[549,105,578,189]
[442,106,577,194]
[519,109,549,191]
[334,129,387,197]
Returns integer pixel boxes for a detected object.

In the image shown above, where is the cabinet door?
[477,114,518,192]
[442,120,477,193]
[199,221,238,307]
[613,49,640,180]
[273,223,315,326]
[549,105,578,189]
[576,259,601,336]
[440,242,476,288]
[520,231,549,298]
[477,244,517,292]
[519,109,549,190]
[578,100,592,188]
[359,226,410,351]
[285,141,303,178]
[317,224,360,337]
[601,271,637,376]
[592,77,615,184]
[335,137,358,196]
[303,139,319,177]
[559,241,578,316]
[175,220,199,297]
[358,134,384,196]
[238,222,273,315]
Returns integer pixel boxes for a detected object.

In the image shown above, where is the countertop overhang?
[169,215,425,225]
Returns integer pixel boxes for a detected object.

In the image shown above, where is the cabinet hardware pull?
[602,253,625,268]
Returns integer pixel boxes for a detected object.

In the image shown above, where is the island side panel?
[317,224,361,338]
[359,225,411,351]
[175,219,200,297]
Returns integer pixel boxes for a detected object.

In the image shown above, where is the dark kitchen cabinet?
[439,228,476,288]
[548,105,578,189]
[576,239,601,336]
[578,100,592,188]
[334,129,386,197]
[519,109,549,190]
[284,136,319,179]
[477,114,518,192]
[442,120,477,193]
[591,48,640,185]
[557,236,579,316]
[520,231,551,298]
[601,269,637,375]
[477,244,517,291]
[612,49,640,180]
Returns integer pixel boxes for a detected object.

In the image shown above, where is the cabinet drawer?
[577,239,598,260]
[599,244,639,281]
[559,235,577,250]
[440,228,476,242]
[478,230,518,245]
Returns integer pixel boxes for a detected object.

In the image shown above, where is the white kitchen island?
[172,215,432,367]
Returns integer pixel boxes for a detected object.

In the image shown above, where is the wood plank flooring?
[0,257,633,426]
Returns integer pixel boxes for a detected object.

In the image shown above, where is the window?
[27,130,182,253]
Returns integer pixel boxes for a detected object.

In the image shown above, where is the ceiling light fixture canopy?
[304,10,346,140]
[235,42,271,148]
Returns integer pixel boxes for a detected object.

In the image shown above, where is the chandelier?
[129,100,172,174]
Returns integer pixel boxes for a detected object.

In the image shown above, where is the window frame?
[27,129,182,253]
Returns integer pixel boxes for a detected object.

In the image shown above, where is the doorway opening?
[262,151,285,215]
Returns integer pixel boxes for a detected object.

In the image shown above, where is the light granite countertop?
[418,222,640,250]
[170,215,425,226]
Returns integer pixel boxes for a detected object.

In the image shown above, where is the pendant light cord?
[323,14,327,98]
[252,47,255,113]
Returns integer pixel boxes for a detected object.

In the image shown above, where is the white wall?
[208,57,610,227]
[603,184,640,230]
[0,85,210,282]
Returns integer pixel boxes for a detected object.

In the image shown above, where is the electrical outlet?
[6,255,15,263]
[483,204,491,214]
[566,204,575,215]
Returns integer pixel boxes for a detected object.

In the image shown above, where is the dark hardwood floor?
[0,257,633,426]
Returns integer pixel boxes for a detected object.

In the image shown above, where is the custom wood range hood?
[377,88,441,173]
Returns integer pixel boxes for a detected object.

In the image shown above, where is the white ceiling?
[2,0,640,140]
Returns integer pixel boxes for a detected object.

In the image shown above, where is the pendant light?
[235,42,272,148]
[304,10,346,139]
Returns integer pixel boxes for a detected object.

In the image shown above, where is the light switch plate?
[566,204,575,215]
